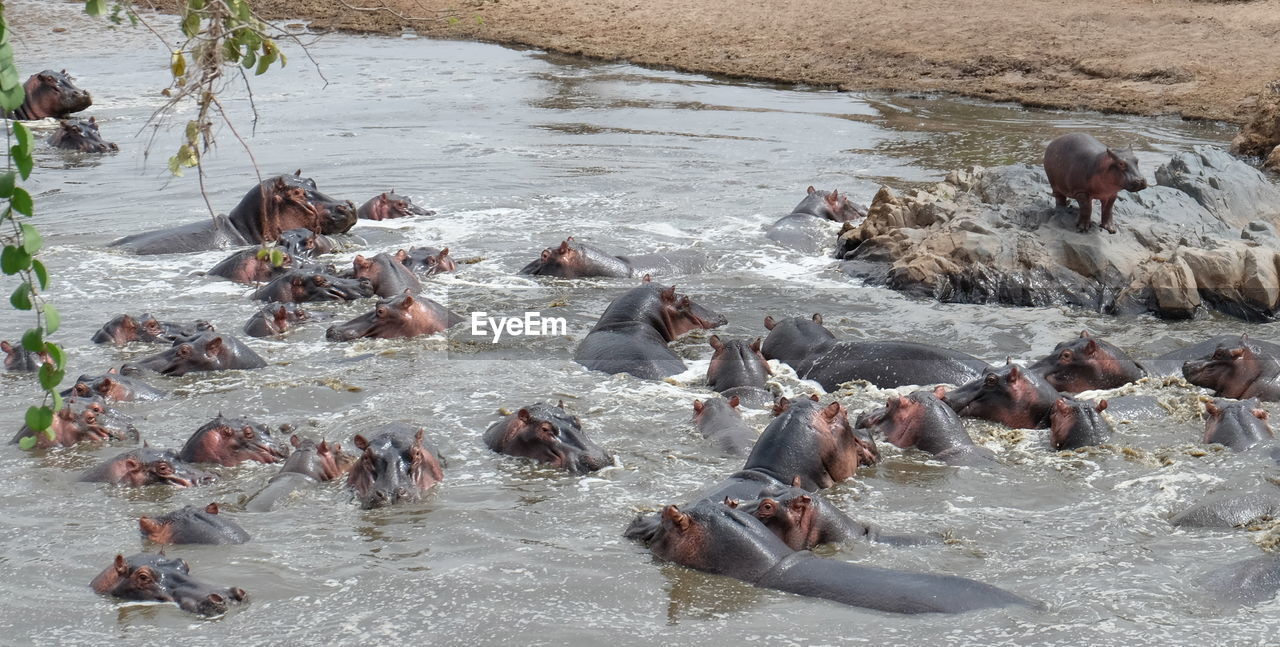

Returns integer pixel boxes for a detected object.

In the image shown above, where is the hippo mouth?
[180,586,247,617]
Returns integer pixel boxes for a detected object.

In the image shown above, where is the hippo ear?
[439,248,450,258]
[723,497,738,508]
[1205,401,1221,416]
[751,337,763,353]
[806,185,816,195]
[1082,339,1099,355]
[290,434,302,448]
[791,476,802,487]
[660,286,677,302]
[708,335,723,351]
[294,169,302,176]
[517,409,532,423]
[1230,348,1246,359]
[692,400,704,414]
[205,503,220,515]
[395,249,408,262]
[932,385,948,400]
[401,294,416,307]
[1255,409,1270,421]
[353,434,369,451]
[317,440,330,454]
[557,400,566,410]
[107,366,119,374]
[662,505,691,532]
[413,428,425,448]
[1053,397,1070,413]
[1079,330,1091,338]
[1096,399,1108,412]
[0,341,10,353]
[809,394,820,402]
[540,248,551,262]
[138,517,162,537]
[764,316,776,331]
[204,336,224,356]
[811,313,823,325]
[773,397,790,416]
[114,554,130,575]
[728,395,740,409]
[1008,363,1022,381]
[641,274,652,283]
[558,240,571,254]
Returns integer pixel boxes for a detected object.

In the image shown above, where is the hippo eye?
[759,501,774,514]
[1059,350,1073,362]
[155,462,173,476]
[83,412,97,424]
[1213,349,1232,360]
[376,306,388,318]
[242,426,255,439]
[541,423,559,437]
[314,276,329,286]
[984,374,998,387]
[134,569,152,584]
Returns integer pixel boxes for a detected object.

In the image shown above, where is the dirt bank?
[246,0,1280,123]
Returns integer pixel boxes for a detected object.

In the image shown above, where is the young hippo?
[1,340,49,371]
[574,283,727,379]
[138,503,250,545]
[49,117,117,153]
[350,252,421,297]
[346,424,445,509]
[1203,398,1273,452]
[1049,397,1112,450]
[726,479,935,550]
[208,247,297,284]
[692,396,756,457]
[706,336,773,408]
[63,366,166,402]
[243,304,311,338]
[858,389,996,466]
[1043,132,1147,234]
[80,448,215,487]
[135,332,267,376]
[1029,331,1145,393]
[396,247,456,277]
[357,191,434,220]
[483,402,614,473]
[244,435,355,512]
[91,313,212,345]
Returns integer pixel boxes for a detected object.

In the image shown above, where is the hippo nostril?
[230,587,247,601]
[394,487,408,499]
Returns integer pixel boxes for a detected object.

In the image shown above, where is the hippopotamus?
[244,435,355,512]
[357,191,435,220]
[1043,132,1147,234]
[706,336,773,407]
[1183,335,1280,401]
[208,247,297,284]
[574,283,727,379]
[1203,398,1273,451]
[91,313,212,345]
[858,389,995,466]
[1143,335,1280,377]
[1049,397,1112,450]
[91,553,247,616]
[1202,554,1280,606]
[519,238,707,278]
[62,366,166,402]
[1171,487,1280,529]
[139,503,250,545]
[761,314,988,390]
[765,186,867,251]
[109,173,356,255]
[943,361,1060,429]
[9,70,91,120]
[350,253,421,297]
[396,247,456,276]
[692,397,756,456]
[135,332,266,376]
[347,424,445,509]
[726,480,935,549]
[647,500,1035,614]
[1,339,48,371]
[277,227,336,258]
[252,270,374,303]
[80,448,215,487]
[483,402,614,473]
[1029,331,1146,393]
[178,415,289,466]
[745,396,878,490]
[10,395,137,448]
[243,304,310,338]
[325,293,461,341]
[48,116,117,153]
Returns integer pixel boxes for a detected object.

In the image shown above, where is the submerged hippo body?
[80,448,215,487]
[574,283,726,379]
[91,314,212,345]
[765,187,867,251]
[325,293,461,341]
[10,70,91,120]
[943,361,1059,429]
[1145,335,1280,378]
[136,332,266,376]
[244,304,310,338]
[358,191,435,220]
[49,117,117,153]
[253,270,374,303]
[178,415,289,466]
[1203,398,1273,451]
[208,248,296,284]
[648,500,1035,615]
[858,390,995,466]
[1171,489,1280,529]
[761,314,838,375]
[63,367,166,402]
[91,553,247,616]
[692,397,756,457]
[110,173,356,255]
[347,424,445,509]
[1182,335,1280,401]
[1043,132,1147,234]
[520,238,707,278]
[139,503,250,545]
[483,402,613,473]
[1202,555,1280,606]
[245,435,354,512]
[1029,331,1145,393]
[1049,397,1112,450]
[350,253,421,297]
[396,247,456,276]
[706,336,773,407]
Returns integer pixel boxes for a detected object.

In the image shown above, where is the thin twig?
[331,0,461,21]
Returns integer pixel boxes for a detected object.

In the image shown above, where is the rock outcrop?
[1233,89,1280,173]
[836,147,1280,320]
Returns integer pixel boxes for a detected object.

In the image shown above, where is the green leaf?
[11,146,31,180]
[0,170,13,198]
[44,342,64,370]
[1,245,30,274]
[0,85,23,112]
[184,120,199,145]
[20,223,41,253]
[84,0,108,16]
[11,187,32,216]
[171,51,186,78]
[31,259,47,289]
[17,435,35,450]
[241,49,257,70]
[255,50,271,76]
[189,0,205,10]
[10,283,31,310]
[270,248,284,267]
[279,52,287,68]
[167,155,184,177]
[21,328,42,352]
[51,391,63,413]
[38,364,64,391]
[12,119,31,151]
[182,11,200,38]
[24,406,51,431]
[43,303,60,335]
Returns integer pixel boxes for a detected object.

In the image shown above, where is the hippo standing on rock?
[9,70,91,120]
[1044,132,1147,234]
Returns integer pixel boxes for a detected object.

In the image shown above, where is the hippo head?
[653,284,727,340]
[648,500,791,583]
[1,339,48,371]
[81,448,216,487]
[1029,331,1145,393]
[1203,398,1273,452]
[750,395,879,489]
[261,304,309,336]
[396,247,456,276]
[92,314,156,345]
[277,227,335,258]
[1183,335,1279,400]
[483,402,614,474]
[255,270,375,303]
[806,186,865,222]
[49,117,117,153]
[178,415,290,466]
[325,293,461,341]
[942,360,1059,429]
[761,313,837,366]
[136,332,265,376]
[1049,397,1111,450]
[1104,147,1147,193]
[857,389,968,455]
[20,70,91,119]
[520,238,594,277]
[707,335,770,392]
[725,480,821,552]
[358,191,432,221]
[228,173,356,243]
[280,434,355,481]
[138,502,249,545]
[91,553,247,616]
[68,367,161,402]
[347,427,444,509]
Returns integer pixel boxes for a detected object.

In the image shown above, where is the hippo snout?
[1128,177,1148,192]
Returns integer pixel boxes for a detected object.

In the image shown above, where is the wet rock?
[1232,92,1280,164]
[836,146,1280,320]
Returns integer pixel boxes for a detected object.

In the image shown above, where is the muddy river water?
[2,1,1276,644]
